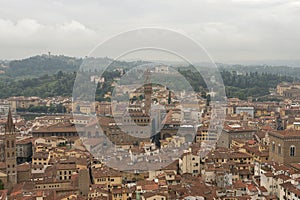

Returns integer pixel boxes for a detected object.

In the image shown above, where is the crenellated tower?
[144,68,152,116]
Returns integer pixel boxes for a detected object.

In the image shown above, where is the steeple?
[4,107,17,190]
[5,108,15,134]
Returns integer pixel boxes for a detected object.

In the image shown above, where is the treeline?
[0,70,122,100]
[0,69,297,100]
[2,55,82,79]
[178,69,296,100]
[0,55,148,80]
[221,71,295,99]
[0,71,76,98]
[178,68,207,93]
[220,64,300,78]
[17,104,66,113]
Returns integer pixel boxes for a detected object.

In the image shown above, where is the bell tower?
[144,69,152,115]
[4,109,17,189]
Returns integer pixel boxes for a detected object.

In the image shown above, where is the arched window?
[278,144,281,154]
[272,142,275,152]
[7,152,10,158]
[7,141,9,148]
[290,146,296,157]
[11,141,14,148]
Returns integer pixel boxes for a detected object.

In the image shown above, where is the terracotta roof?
[32,152,49,159]
[280,182,300,196]
[17,163,30,172]
[31,122,77,133]
[270,130,300,137]
[92,166,122,178]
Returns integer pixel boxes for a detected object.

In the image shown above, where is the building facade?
[269,130,300,165]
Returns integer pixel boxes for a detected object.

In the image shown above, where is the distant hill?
[0,55,82,80]
[218,63,300,78]
[0,55,151,80]
[0,54,299,100]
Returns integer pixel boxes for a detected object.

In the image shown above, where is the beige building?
[269,130,300,165]
[92,167,122,191]
[96,101,112,115]
[56,162,77,181]
[7,96,40,111]
[180,151,200,176]
[32,152,50,166]
[277,82,300,98]
[277,83,292,96]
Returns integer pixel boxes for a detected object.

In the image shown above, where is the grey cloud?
[0,0,299,63]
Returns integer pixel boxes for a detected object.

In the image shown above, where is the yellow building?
[8,96,40,110]
[92,167,122,191]
[32,152,50,166]
[111,188,131,200]
[56,162,77,181]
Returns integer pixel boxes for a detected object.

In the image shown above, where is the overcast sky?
[0,0,300,63]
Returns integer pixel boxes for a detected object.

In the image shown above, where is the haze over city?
[2,1,300,200]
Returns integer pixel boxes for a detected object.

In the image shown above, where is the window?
[278,144,281,154]
[290,146,295,157]
[272,142,275,152]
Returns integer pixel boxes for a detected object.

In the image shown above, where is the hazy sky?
[0,0,299,62]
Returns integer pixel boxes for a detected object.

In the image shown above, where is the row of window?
[96,178,115,182]
[59,176,71,180]
[36,184,60,189]
[59,170,72,175]
[123,118,150,123]
[6,152,15,158]
[6,140,15,148]
[33,162,47,165]
[272,142,295,156]
[34,158,48,161]
[7,164,15,168]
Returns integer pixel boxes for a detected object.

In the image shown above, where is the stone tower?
[78,169,90,196]
[4,109,17,189]
[144,69,152,115]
